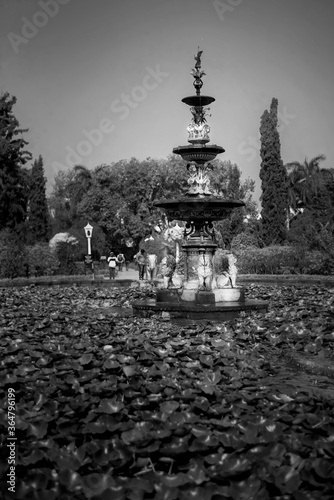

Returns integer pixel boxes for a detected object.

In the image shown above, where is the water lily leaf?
[50,448,82,470]
[57,420,80,435]
[159,473,190,487]
[82,420,107,434]
[117,354,135,364]
[104,359,120,369]
[81,473,110,496]
[95,485,125,500]
[16,364,37,376]
[197,383,214,395]
[313,458,334,478]
[228,477,262,498]
[160,436,190,455]
[97,397,124,414]
[123,365,137,377]
[127,477,154,494]
[160,400,179,413]
[274,466,302,494]
[27,421,48,439]
[191,424,211,438]
[58,470,82,490]
[193,397,210,412]
[19,448,46,465]
[78,353,93,365]
[148,428,172,439]
[121,427,148,445]
[199,355,213,367]
[215,456,252,478]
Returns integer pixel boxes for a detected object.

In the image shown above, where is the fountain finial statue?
[191,47,205,95]
[194,47,203,70]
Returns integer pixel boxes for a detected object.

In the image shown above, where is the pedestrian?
[125,260,130,271]
[135,249,147,280]
[116,252,125,273]
[147,252,158,280]
[107,252,117,279]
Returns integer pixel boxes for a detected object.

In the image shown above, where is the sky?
[1,0,334,204]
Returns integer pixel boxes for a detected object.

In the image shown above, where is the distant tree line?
[2,91,334,277]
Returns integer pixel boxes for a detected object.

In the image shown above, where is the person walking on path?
[116,253,125,273]
[107,252,117,279]
[135,249,147,280]
[147,253,158,280]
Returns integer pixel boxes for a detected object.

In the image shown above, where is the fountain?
[132,49,268,321]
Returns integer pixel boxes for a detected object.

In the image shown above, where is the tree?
[49,156,258,253]
[211,160,258,248]
[0,92,31,231]
[76,156,188,249]
[0,228,29,278]
[48,169,76,234]
[28,155,49,243]
[68,165,93,218]
[286,155,334,216]
[259,98,288,245]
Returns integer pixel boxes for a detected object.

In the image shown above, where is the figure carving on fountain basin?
[227,253,237,287]
[215,252,238,288]
[197,250,213,291]
[160,242,177,289]
[164,222,184,263]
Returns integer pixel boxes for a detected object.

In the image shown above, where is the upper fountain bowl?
[182,95,215,107]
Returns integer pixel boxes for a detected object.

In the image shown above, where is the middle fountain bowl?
[172,144,225,163]
[154,196,245,222]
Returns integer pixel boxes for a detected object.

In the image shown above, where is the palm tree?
[285,155,334,211]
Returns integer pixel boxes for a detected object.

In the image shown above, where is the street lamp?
[84,223,93,255]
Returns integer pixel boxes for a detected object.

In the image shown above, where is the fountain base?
[132,298,268,321]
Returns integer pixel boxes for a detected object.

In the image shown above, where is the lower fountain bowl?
[132,299,268,322]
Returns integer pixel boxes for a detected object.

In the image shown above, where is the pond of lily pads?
[0,283,333,499]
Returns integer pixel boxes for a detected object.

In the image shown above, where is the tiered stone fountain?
[132,50,268,321]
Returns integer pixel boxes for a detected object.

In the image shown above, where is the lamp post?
[84,223,93,256]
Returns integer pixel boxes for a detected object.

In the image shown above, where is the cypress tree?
[0,92,31,231]
[28,155,49,242]
[259,98,288,245]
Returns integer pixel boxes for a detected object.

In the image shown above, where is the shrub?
[27,244,59,277]
[231,232,260,252]
[49,233,79,275]
[0,230,29,279]
[300,251,334,275]
[235,246,300,274]
[233,245,334,275]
